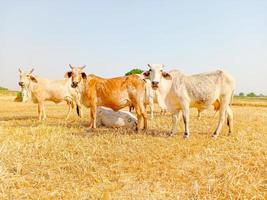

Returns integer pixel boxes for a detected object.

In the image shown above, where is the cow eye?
[128,118,132,123]
[149,69,152,72]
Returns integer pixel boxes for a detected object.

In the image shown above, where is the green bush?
[125,68,144,76]
[247,92,257,97]
[14,92,23,102]
[0,86,8,91]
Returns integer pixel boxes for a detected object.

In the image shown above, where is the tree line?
[238,92,265,97]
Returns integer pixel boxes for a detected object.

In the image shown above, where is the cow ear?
[162,72,172,80]
[81,72,87,79]
[143,71,150,77]
[30,75,38,83]
[64,71,72,78]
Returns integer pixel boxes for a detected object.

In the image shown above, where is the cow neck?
[158,77,172,98]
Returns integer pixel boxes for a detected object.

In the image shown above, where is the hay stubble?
[0,96,266,199]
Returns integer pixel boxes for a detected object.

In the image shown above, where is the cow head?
[143,64,171,90]
[18,68,37,88]
[65,64,87,88]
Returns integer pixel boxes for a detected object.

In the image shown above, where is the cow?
[143,64,235,138]
[96,106,137,129]
[129,74,167,119]
[18,68,82,121]
[65,65,147,131]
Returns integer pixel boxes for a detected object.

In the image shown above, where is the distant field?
[233,96,267,107]
[0,94,266,199]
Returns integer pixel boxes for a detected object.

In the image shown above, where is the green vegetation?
[246,92,257,97]
[0,86,8,91]
[125,68,144,76]
[14,91,23,102]
[0,86,18,96]
[238,92,265,97]
[239,92,245,97]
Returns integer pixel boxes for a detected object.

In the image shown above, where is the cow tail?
[76,105,81,117]
[230,90,234,107]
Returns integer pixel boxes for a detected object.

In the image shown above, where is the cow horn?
[147,64,151,68]
[162,64,165,68]
[69,64,73,69]
[81,65,86,69]
[19,68,23,73]
[29,68,34,74]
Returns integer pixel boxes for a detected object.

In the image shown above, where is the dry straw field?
[0,93,266,199]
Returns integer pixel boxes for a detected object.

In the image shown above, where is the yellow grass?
[0,95,266,199]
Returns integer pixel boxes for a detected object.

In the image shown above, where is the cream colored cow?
[18,68,82,121]
[144,64,235,138]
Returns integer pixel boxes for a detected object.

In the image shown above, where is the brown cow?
[65,65,147,131]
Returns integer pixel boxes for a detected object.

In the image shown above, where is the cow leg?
[90,105,97,128]
[141,105,147,130]
[42,104,46,121]
[38,103,42,121]
[181,103,190,138]
[65,102,72,120]
[171,110,182,136]
[73,96,82,118]
[134,106,143,131]
[212,97,228,138]
[226,105,233,135]
[149,101,154,120]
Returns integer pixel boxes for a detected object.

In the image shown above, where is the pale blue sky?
[1,0,267,94]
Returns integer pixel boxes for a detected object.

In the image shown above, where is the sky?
[1,0,267,94]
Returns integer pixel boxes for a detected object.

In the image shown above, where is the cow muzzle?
[18,82,24,87]
[71,82,78,88]
[151,81,159,90]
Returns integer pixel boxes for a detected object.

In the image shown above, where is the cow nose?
[152,81,159,86]
[18,82,24,87]
[71,82,78,88]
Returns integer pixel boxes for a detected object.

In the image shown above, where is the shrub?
[125,68,144,76]
[14,92,23,102]
[247,92,257,97]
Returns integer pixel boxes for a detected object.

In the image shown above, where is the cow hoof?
[211,134,217,139]
[183,134,189,139]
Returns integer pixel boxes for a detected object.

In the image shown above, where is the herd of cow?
[18,64,235,139]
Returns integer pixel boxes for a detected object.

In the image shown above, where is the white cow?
[129,74,167,119]
[97,106,138,130]
[18,68,82,121]
[143,64,235,138]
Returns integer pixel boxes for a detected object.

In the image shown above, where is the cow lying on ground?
[97,106,137,129]
[144,64,235,138]
[65,65,147,131]
[18,68,82,121]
